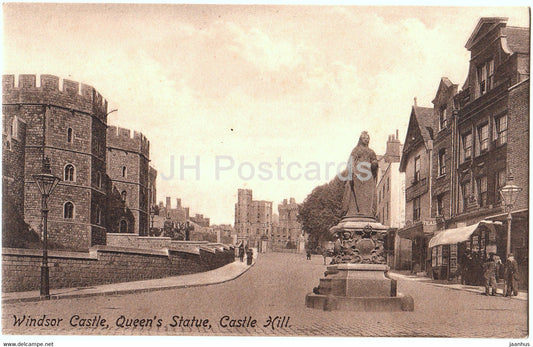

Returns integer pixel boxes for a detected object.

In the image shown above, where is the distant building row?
[2,74,157,250]
[234,189,304,251]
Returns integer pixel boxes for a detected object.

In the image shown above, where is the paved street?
[2,252,528,337]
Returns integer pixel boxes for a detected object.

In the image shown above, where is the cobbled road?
[2,252,528,337]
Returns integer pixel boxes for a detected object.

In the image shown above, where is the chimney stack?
[385,129,401,163]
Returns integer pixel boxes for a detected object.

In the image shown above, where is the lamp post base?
[40,265,50,300]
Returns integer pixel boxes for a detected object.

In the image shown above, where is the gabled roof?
[465,17,508,50]
[399,105,434,172]
[432,77,457,105]
[504,26,530,54]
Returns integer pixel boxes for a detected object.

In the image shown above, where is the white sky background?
[3,4,529,225]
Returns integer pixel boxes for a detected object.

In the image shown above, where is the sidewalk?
[2,258,254,304]
[389,271,528,301]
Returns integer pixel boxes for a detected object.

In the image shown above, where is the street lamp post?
[150,206,155,233]
[499,173,522,258]
[32,158,61,299]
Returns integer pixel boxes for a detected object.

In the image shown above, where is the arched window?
[64,202,74,219]
[122,166,127,178]
[121,190,127,203]
[64,164,75,181]
[119,219,128,233]
[67,128,73,143]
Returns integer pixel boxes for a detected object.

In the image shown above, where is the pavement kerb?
[389,272,527,301]
[2,259,255,305]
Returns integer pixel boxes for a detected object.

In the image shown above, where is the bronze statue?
[341,131,378,220]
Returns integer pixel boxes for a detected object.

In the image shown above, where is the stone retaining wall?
[2,244,235,292]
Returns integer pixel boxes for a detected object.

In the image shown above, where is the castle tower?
[106,126,150,236]
[235,189,252,238]
[276,197,302,249]
[2,74,109,250]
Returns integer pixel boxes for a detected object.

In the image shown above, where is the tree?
[297,176,345,251]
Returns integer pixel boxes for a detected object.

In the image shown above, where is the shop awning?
[428,220,501,248]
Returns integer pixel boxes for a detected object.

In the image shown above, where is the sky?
[3,4,529,225]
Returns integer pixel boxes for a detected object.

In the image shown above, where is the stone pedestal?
[305,263,414,311]
[305,217,414,311]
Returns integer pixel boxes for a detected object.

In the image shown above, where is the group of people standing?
[482,253,520,297]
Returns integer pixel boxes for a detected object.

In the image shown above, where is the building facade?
[234,188,272,247]
[158,197,190,223]
[376,131,408,269]
[398,103,436,273]
[190,214,210,228]
[442,17,529,284]
[272,198,303,250]
[398,18,529,284]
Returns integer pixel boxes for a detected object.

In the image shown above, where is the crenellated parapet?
[2,74,108,121]
[107,125,150,158]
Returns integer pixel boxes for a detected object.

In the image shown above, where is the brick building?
[432,17,529,283]
[2,74,109,250]
[234,188,272,247]
[397,18,529,283]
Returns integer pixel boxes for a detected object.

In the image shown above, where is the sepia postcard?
[1,3,530,347]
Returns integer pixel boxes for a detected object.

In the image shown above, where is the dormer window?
[439,106,447,131]
[477,59,494,97]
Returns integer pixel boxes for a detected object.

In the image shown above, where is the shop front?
[397,221,435,274]
[428,221,502,283]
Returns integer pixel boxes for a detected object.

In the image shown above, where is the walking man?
[482,254,498,296]
[504,253,519,297]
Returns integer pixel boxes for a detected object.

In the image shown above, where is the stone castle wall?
[2,244,235,292]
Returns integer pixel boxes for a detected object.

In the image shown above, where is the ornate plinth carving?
[329,220,388,265]
[305,217,413,311]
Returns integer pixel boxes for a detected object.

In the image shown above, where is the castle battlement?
[107,125,150,157]
[3,74,108,120]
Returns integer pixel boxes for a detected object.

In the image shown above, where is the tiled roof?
[504,26,530,54]
[399,105,434,171]
[413,106,434,143]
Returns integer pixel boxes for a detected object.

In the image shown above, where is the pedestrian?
[306,249,311,260]
[239,244,244,262]
[322,250,328,265]
[482,253,498,296]
[504,253,519,297]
